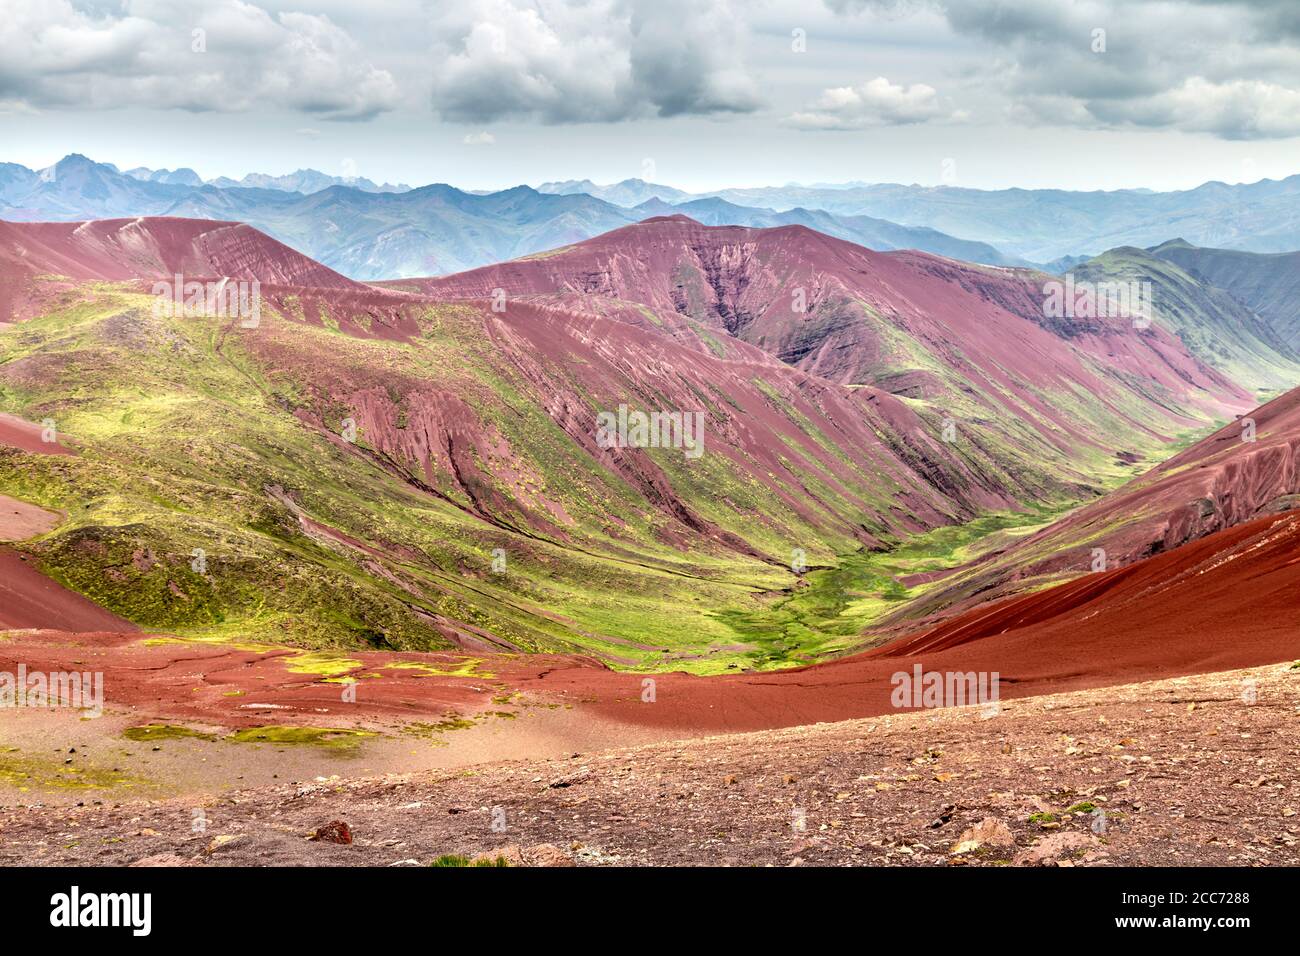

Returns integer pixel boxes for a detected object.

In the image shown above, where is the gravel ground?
[2,662,1298,867]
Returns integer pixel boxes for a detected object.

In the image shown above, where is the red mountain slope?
[884,385,1300,629]
[0,217,361,321]
[0,549,137,632]
[405,216,1252,471]
[503,509,1300,733]
[0,217,1094,659]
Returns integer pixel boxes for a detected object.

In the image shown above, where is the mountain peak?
[638,214,699,225]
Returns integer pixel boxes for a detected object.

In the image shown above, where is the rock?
[203,834,245,855]
[470,843,575,867]
[951,817,1015,855]
[309,820,353,844]
[522,843,575,867]
[928,804,956,829]
[1014,831,1097,866]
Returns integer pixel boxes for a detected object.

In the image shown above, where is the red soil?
[898,384,1300,626]
[0,549,136,632]
[0,412,73,455]
[1015,385,1300,567]
[0,494,61,541]
[408,215,1251,453]
[0,215,1289,746]
[0,217,361,320]
[501,509,1300,733]
[3,510,1296,739]
[257,290,1023,552]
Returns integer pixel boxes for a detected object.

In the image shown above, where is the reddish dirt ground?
[0,413,73,455]
[0,553,138,632]
[2,510,1298,746]
[0,494,60,541]
[3,662,1296,867]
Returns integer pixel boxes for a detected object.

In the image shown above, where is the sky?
[2,0,1299,193]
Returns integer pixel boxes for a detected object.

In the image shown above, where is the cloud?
[430,0,762,124]
[0,0,399,120]
[789,77,959,129]
[824,0,1300,140]
[462,130,496,145]
[1089,78,1300,140]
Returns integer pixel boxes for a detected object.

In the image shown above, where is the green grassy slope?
[0,275,1234,673]
[1071,248,1300,399]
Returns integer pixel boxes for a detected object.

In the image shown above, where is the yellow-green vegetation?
[404,714,480,736]
[0,278,1234,675]
[378,659,492,678]
[0,290,804,663]
[0,287,886,667]
[123,724,217,742]
[429,854,510,867]
[121,723,377,751]
[225,726,376,749]
[709,502,1076,672]
[0,749,139,792]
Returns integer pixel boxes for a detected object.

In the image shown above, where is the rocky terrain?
[2,662,1296,867]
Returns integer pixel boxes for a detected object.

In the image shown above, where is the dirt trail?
[0,494,60,541]
[2,663,1296,867]
[0,555,138,631]
[0,413,73,455]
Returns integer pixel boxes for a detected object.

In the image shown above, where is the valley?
[1,210,1298,868]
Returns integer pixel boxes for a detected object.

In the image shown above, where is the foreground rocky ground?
[2,662,1297,867]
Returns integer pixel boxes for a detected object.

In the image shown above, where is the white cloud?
[825,0,1300,140]
[0,0,399,120]
[430,0,762,124]
[1088,78,1300,141]
[789,77,958,129]
[462,131,496,145]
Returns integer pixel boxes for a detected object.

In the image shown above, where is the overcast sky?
[3,0,1299,192]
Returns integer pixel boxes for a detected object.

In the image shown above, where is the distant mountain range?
[1146,240,1300,347]
[1069,242,1300,395]
[5,156,1300,280]
[0,156,1021,279]
[123,163,411,193]
[537,178,693,205]
[536,176,1300,263]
